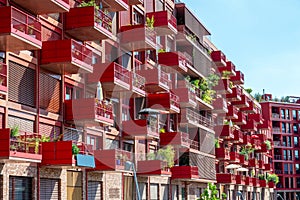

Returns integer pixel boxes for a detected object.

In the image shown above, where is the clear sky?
[183,0,300,98]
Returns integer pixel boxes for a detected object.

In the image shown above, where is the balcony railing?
[146,11,177,35]
[94,149,132,171]
[131,72,146,97]
[122,118,159,139]
[120,24,156,51]
[0,129,42,162]
[158,52,187,73]
[137,160,171,176]
[230,70,244,85]
[65,7,112,41]
[189,139,199,151]
[0,62,7,93]
[182,109,214,130]
[10,0,70,14]
[102,0,129,11]
[171,166,199,179]
[216,173,236,184]
[147,92,180,113]
[65,98,114,126]
[41,39,93,74]
[211,51,226,67]
[0,6,42,51]
[160,132,190,148]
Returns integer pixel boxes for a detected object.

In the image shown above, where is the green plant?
[10,126,19,138]
[147,152,156,160]
[40,135,50,142]
[158,49,166,53]
[78,0,99,10]
[267,174,279,184]
[239,145,254,161]
[191,79,200,88]
[34,138,39,154]
[198,183,227,200]
[146,16,155,29]
[245,88,253,94]
[159,128,166,133]
[215,139,220,148]
[221,71,231,79]
[258,174,266,180]
[264,140,272,150]
[157,145,175,168]
[72,144,80,155]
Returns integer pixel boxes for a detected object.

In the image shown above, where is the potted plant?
[146,16,155,30]
[215,139,220,148]
[10,126,19,138]
[198,183,227,200]
[267,173,279,186]
[264,140,272,150]
[72,144,80,155]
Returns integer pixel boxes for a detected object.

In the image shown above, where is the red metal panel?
[171,166,199,179]
[137,160,171,176]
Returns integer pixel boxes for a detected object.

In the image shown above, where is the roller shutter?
[39,72,61,113]
[87,181,102,200]
[8,61,35,107]
[40,178,59,200]
[8,116,34,133]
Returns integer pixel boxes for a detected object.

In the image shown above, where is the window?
[9,176,32,200]
[296,164,300,174]
[285,177,289,188]
[281,109,285,119]
[293,110,297,120]
[295,150,299,160]
[287,123,291,133]
[65,85,82,100]
[133,10,143,25]
[294,124,298,133]
[284,163,289,174]
[150,184,158,200]
[282,123,286,133]
[88,181,102,200]
[40,178,59,200]
[286,109,290,120]
[297,178,300,188]
[67,171,82,200]
[87,135,98,150]
[295,137,299,147]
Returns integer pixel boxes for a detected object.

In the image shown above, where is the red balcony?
[158,52,187,73]
[137,160,171,176]
[173,88,197,108]
[215,148,230,160]
[131,72,146,97]
[251,139,261,150]
[218,61,236,76]
[0,6,42,51]
[231,111,247,125]
[0,129,42,162]
[241,119,257,131]
[258,160,265,169]
[252,178,260,187]
[41,39,93,74]
[239,135,251,146]
[102,0,129,11]
[230,71,244,85]
[147,92,180,113]
[11,0,69,14]
[249,158,258,168]
[226,105,239,119]
[255,143,268,153]
[0,63,7,93]
[42,141,95,168]
[211,51,226,67]
[65,99,114,126]
[214,125,234,139]
[245,177,253,186]
[259,180,267,187]
[65,7,112,41]
[122,118,159,139]
[236,175,246,185]
[94,149,132,171]
[240,101,257,113]
[88,62,130,96]
[239,155,248,166]
[146,11,177,35]
[233,129,244,143]
[137,67,171,93]
[171,166,199,179]
[212,98,228,114]
[264,163,272,171]
[231,94,250,108]
[213,79,232,94]
[120,24,156,51]
[128,0,143,5]
[248,113,263,124]
[268,181,275,188]
[230,152,240,163]
[216,173,236,184]
[160,132,190,148]
[226,87,242,101]
[180,109,214,130]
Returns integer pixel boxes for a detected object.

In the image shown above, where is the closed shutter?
[40,178,59,200]
[8,116,34,133]
[39,123,61,139]
[190,153,216,180]
[9,176,32,200]
[63,127,83,142]
[171,185,178,200]
[87,181,102,200]
[123,176,133,200]
[150,184,158,200]
[67,171,82,200]
[138,183,147,200]
[8,61,35,107]
[40,72,61,113]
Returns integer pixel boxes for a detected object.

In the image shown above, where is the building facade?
[260,95,300,200]
[0,0,275,199]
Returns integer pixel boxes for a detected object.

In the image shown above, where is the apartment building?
[260,95,300,200]
[0,0,222,199]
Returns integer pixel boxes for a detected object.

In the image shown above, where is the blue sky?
[183,0,300,98]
